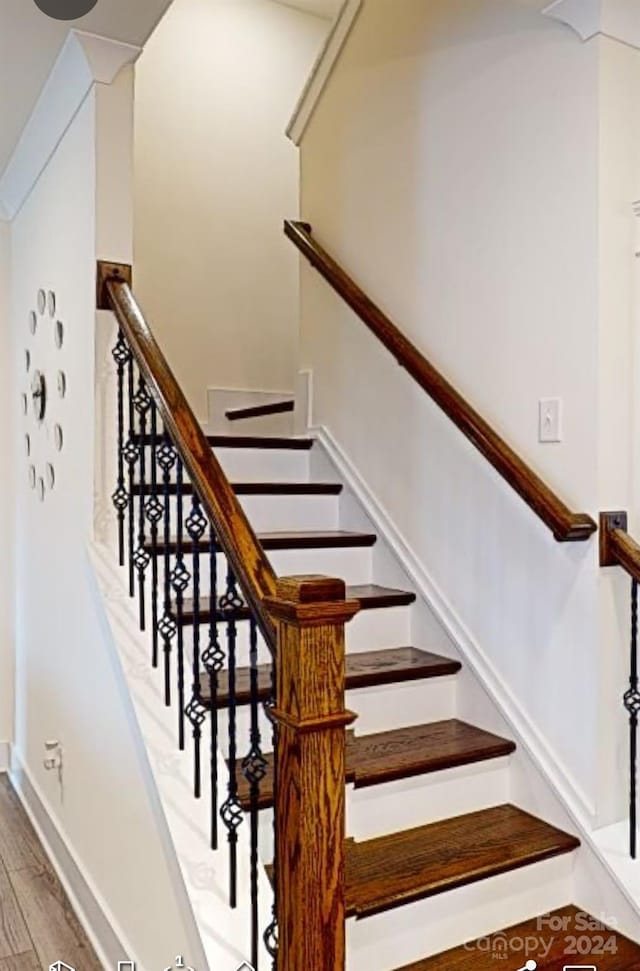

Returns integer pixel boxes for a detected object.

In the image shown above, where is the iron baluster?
[202,524,225,850]
[170,457,190,750]
[242,618,268,970]
[220,566,244,909]
[145,403,163,667]
[123,354,138,597]
[133,375,152,630]
[111,328,130,565]
[157,434,177,707]
[185,493,208,797]
[626,578,640,859]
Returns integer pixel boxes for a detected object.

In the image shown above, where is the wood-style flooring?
[0,774,101,971]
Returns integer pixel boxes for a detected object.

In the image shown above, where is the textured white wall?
[10,74,203,968]
[134,0,329,421]
[0,218,14,752]
[300,0,607,812]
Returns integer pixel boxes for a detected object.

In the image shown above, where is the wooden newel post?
[265,576,360,971]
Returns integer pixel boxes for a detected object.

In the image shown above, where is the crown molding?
[543,0,640,47]
[0,30,140,221]
[287,0,363,146]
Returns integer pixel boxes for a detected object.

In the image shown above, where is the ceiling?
[0,0,173,179]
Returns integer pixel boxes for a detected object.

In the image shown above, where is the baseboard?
[10,748,134,970]
[313,423,596,823]
[0,742,9,771]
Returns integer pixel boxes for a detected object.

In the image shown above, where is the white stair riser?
[347,853,576,971]
[348,678,457,736]
[252,757,511,862]
[140,492,340,533]
[215,446,311,482]
[347,757,512,841]
[153,546,374,594]
[216,677,457,757]
[134,444,311,482]
[154,603,415,674]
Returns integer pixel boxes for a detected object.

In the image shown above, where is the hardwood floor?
[0,775,101,971]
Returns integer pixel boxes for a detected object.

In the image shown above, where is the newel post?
[265,576,360,971]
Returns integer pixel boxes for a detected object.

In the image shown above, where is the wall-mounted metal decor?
[21,288,66,502]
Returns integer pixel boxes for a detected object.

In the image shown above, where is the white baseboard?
[0,742,9,771]
[312,422,640,931]
[10,748,133,970]
[313,424,594,821]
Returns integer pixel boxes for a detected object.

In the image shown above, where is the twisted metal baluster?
[123,354,138,597]
[202,525,225,850]
[157,434,177,706]
[220,567,244,908]
[133,376,152,631]
[185,493,209,797]
[170,458,190,749]
[264,658,279,969]
[145,402,163,667]
[111,329,130,565]
[625,578,640,859]
[242,618,268,970]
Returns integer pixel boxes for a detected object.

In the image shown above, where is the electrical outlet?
[539,398,562,443]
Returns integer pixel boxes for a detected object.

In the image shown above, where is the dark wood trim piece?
[208,434,313,450]
[96,261,132,310]
[285,221,597,543]
[226,399,295,422]
[599,510,640,584]
[97,262,278,647]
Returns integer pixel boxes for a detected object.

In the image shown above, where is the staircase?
[97,260,640,971]
[140,430,636,969]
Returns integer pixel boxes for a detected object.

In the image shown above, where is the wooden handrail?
[97,262,278,647]
[285,220,597,543]
[600,511,640,583]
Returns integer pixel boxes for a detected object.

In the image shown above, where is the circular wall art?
[21,287,66,502]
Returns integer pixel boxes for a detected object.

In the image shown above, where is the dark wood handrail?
[285,220,597,543]
[97,264,277,647]
[600,512,640,583]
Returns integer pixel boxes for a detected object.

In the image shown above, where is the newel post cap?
[265,575,360,627]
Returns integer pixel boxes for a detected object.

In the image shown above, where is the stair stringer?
[89,541,274,971]
[309,423,640,944]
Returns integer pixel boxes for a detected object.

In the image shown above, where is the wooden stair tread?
[231,720,514,810]
[207,434,312,449]
[149,530,377,556]
[226,400,295,421]
[132,480,343,496]
[185,584,415,625]
[200,646,458,706]
[344,805,579,918]
[395,904,640,969]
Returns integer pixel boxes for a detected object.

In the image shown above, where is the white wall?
[299,0,607,813]
[10,68,204,969]
[0,218,14,756]
[134,0,329,421]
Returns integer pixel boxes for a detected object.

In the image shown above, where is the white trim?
[543,0,640,48]
[0,30,140,220]
[286,0,363,146]
[9,748,134,969]
[313,422,596,823]
[0,742,9,772]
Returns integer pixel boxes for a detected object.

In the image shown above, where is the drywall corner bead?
[0,30,140,221]
[287,0,363,146]
[543,0,640,47]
